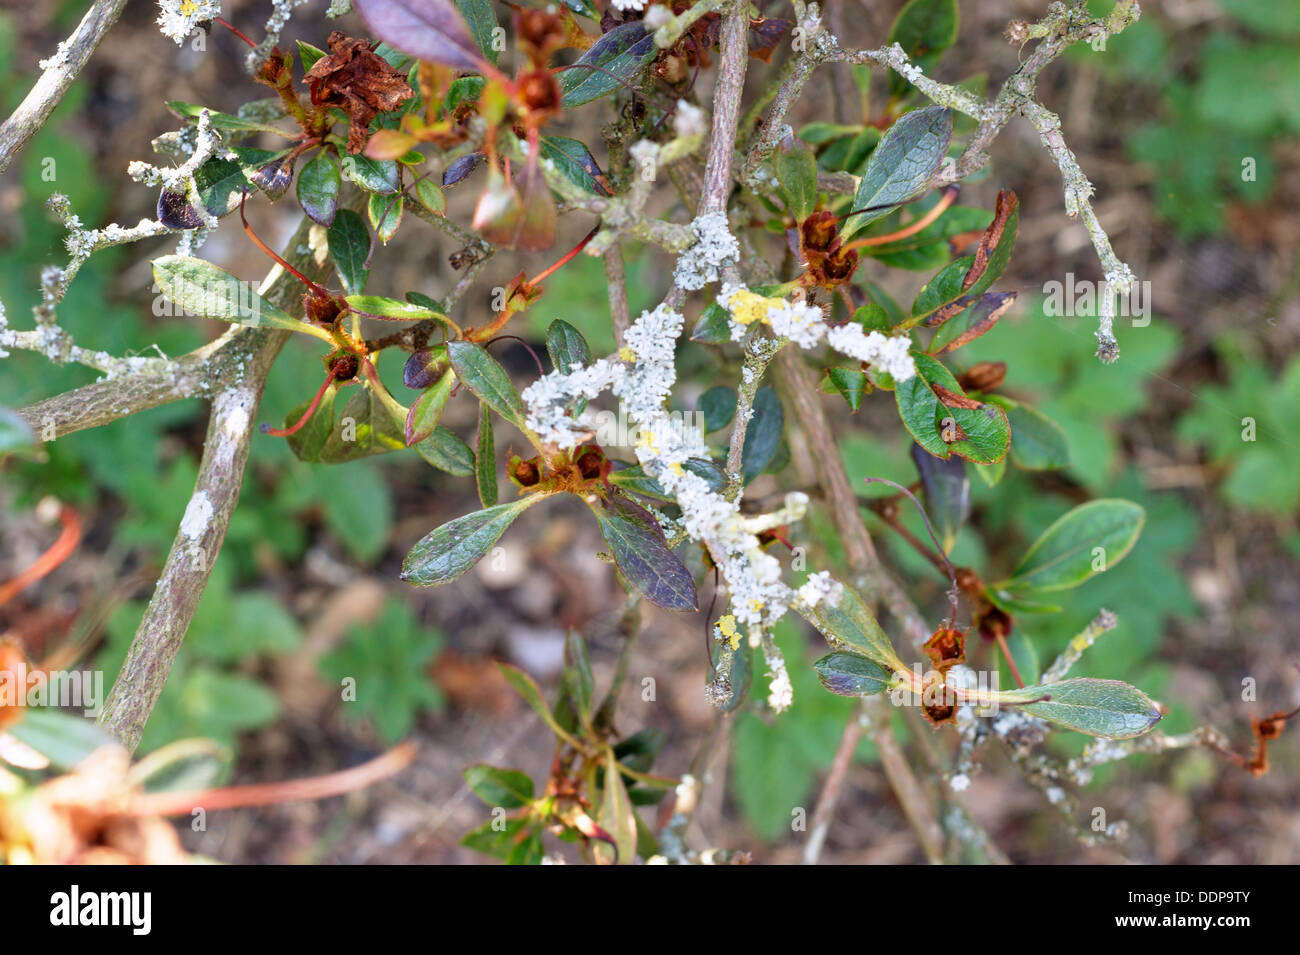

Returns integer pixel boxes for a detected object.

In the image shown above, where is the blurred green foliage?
[1079,0,1297,236]
[1177,336,1300,517]
[319,602,445,743]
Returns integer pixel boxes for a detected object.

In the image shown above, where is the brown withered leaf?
[931,384,984,410]
[935,292,1017,356]
[748,18,793,62]
[305,31,415,154]
[961,189,1018,293]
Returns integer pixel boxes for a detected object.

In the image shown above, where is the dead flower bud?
[304,31,415,155]
[924,627,967,673]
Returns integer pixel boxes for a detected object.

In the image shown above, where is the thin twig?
[0,0,129,175]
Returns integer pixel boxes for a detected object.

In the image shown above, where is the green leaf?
[1002,678,1161,739]
[896,352,1010,464]
[545,318,592,374]
[166,100,290,138]
[887,0,960,98]
[823,368,870,411]
[1002,399,1071,471]
[741,386,784,482]
[405,371,453,446]
[327,209,372,295]
[540,136,609,196]
[562,630,594,728]
[475,403,498,507]
[402,497,539,585]
[805,584,904,673]
[496,662,581,746]
[297,152,342,226]
[596,748,638,865]
[412,177,446,215]
[464,764,534,808]
[319,386,408,462]
[456,0,500,65]
[774,134,819,220]
[340,152,401,194]
[593,494,698,611]
[997,499,1145,594]
[844,106,952,238]
[813,651,894,696]
[284,384,338,463]
[559,22,658,107]
[297,39,326,71]
[446,340,527,431]
[415,426,476,475]
[6,710,118,771]
[698,385,737,433]
[192,155,255,218]
[368,191,404,244]
[0,407,37,460]
[150,255,327,339]
[690,303,733,344]
[470,819,543,864]
[911,440,969,553]
[318,601,442,741]
[345,294,452,326]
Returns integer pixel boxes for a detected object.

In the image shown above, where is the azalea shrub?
[1,0,1291,866]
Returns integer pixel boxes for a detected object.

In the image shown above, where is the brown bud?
[923,627,967,672]
[330,353,359,382]
[800,211,839,254]
[510,454,542,488]
[518,69,561,117]
[976,606,1012,643]
[305,291,344,326]
[517,8,565,54]
[574,445,609,483]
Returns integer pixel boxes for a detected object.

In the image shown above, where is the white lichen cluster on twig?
[1,111,222,370]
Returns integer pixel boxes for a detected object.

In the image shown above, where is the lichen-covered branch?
[0,0,129,176]
[98,214,333,752]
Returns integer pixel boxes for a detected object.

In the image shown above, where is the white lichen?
[672,212,739,290]
[715,284,917,380]
[179,490,214,540]
[157,0,222,46]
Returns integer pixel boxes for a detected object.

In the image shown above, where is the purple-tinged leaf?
[592,493,697,612]
[354,0,488,73]
[444,151,485,186]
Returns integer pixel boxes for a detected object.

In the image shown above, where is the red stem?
[261,368,337,437]
[213,17,258,49]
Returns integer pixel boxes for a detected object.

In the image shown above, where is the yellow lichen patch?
[636,428,659,456]
[617,345,636,362]
[726,288,782,327]
[717,614,741,651]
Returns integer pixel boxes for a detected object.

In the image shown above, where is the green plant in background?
[95,561,302,756]
[319,601,444,743]
[1080,0,1296,237]
[1177,337,1300,518]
